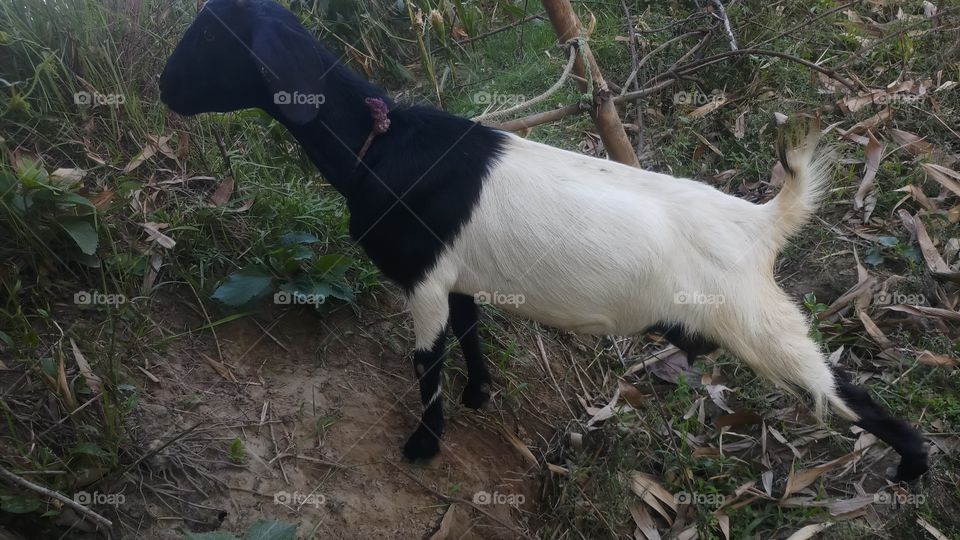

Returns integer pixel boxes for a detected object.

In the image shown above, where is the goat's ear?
[251,21,326,125]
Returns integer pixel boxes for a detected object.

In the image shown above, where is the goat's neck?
[284,116,365,196]
[278,81,391,197]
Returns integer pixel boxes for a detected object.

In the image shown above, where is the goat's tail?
[764,117,833,247]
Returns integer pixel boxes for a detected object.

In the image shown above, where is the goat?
[159,0,929,482]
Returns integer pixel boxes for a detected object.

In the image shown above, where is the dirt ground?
[122,296,552,539]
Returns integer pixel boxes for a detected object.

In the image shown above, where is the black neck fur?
[265,41,508,290]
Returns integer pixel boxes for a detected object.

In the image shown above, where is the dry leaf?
[890,129,933,156]
[689,96,728,119]
[629,472,677,524]
[123,143,157,174]
[783,452,860,499]
[826,495,874,516]
[70,338,102,394]
[619,380,647,408]
[917,517,950,540]
[201,353,237,382]
[142,222,176,250]
[858,311,895,350]
[785,523,834,540]
[895,185,937,212]
[840,107,893,136]
[210,177,235,207]
[88,190,116,212]
[429,504,472,540]
[716,513,730,540]
[629,501,661,540]
[648,348,701,386]
[913,215,960,282]
[501,426,538,468]
[922,163,960,198]
[887,304,960,322]
[50,168,85,187]
[734,111,747,139]
[57,356,78,410]
[917,350,958,368]
[586,386,630,427]
[854,132,882,212]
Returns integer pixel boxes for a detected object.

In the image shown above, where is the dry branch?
[542,0,639,167]
[0,464,113,528]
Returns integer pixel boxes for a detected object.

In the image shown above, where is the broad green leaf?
[32,189,95,209]
[288,245,314,262]
[39,357,58,378]
[210,267,273,307]
[71,441,109,458]
[876,236,899,248]
[185,532,238,540]
[0,331,12,347]
[15,158,48,187]
[228,437,245,463]
[244,521,297,540]
[57,217,98,255]
[864,246,884,267]
[279,232,320,245]
[312,254,353,278]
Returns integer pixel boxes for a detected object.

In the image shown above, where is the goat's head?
[160,0,329,125]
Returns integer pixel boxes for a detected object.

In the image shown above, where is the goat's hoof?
[891,452,929,483]
[402,428,440,461]
[461,383,490,410]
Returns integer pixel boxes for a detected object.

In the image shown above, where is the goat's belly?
[503,302,634,335]
[453,270,661,336]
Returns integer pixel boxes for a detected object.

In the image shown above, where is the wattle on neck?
[270,62,393,197]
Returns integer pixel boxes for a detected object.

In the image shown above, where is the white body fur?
[409,128,857,421]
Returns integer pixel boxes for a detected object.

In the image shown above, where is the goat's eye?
[202,28,215,42]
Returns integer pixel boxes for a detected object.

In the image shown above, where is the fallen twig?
[0,464,113,528]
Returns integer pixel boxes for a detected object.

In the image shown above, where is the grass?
[1,0,958,538]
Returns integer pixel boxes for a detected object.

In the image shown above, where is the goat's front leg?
[402,286,451,461]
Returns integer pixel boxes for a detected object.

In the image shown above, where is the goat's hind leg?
[449,293,491,409]
[722,301,928,482]
[650,323,718,365]
[829,366,928,482]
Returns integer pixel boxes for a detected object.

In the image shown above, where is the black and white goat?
[159,0,929,482]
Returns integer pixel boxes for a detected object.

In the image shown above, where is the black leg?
[831,366,929,482]
[650,323,718,364]
[449,293,491,409]
[402,331,448,461]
